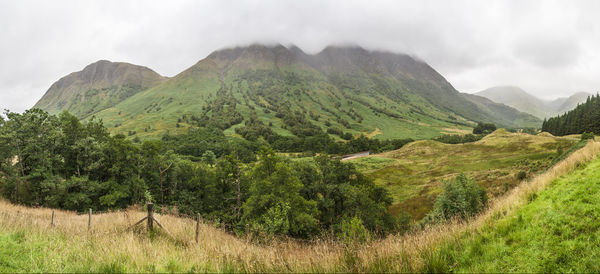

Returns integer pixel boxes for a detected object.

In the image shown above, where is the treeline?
[433,134,483,144]
[542,94,600,135]
[0,109,404,239]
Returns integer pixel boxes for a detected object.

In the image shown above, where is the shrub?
[261,203,291,235]
[327,127,344,136]
[517,171,527,180]
[581,132,595,140]
[473,122,496,135]
[429,174,488,221]
[201,150,216,166]
[338,216,371,245]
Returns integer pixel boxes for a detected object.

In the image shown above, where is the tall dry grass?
[1,140,599,272]
[0,201,343,272]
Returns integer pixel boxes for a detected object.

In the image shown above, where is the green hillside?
[34,60,167,119]
[349,129,577,219]
[461,93,540,128]
[82,44,540,140]
[426,143,600,272]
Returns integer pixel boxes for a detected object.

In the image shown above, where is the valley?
[5,1,600,272]
[2,44,599,273]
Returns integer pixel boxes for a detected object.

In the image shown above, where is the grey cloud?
[1,0,600,113]
[514,35,582,68]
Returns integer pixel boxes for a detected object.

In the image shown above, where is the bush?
[338,216,371,245]
[517,171,527,180]
[261,203,291,235]
[428,174,487,221]
[473,122,496,135]
[581,132,595,140]
[201,150,216,166]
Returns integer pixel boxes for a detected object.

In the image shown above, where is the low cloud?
[1,0,599,112]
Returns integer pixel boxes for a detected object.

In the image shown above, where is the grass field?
[349,130,578,219]
[1,139,598,273]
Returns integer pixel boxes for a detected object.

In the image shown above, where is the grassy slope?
[92,60,222,138]
[349,130,577,219]
[94,64,467,140]
[461,93,541,128]
[435,147,600,272]
[0,140,599,273]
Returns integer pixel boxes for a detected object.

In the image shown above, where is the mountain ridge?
[35,44,541,140]
[475,86,591,119]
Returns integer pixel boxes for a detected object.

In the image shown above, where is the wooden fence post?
[88,208,92,231]
[51,210,55,227]
[147,203,154,231]
[195,213,200,243]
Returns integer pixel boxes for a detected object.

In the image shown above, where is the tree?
[1,109,62,205]
[296,156,400,234]
[428,174,488,222]
[242,148,319,238]
[174,160,218,216]
[216,152,247,225]
[201,150,216,166]
[472,122,496,134]
[542,94,598,136]
[98,134,143,209]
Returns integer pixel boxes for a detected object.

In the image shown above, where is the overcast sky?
[1,0,600,112]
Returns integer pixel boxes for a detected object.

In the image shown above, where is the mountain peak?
[34,60,165,118]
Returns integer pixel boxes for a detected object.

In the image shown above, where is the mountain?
[37,44,541,140]
[34,60,167,118]
[549,91,591,115]
[475,86,591,119]
[460,93,540,128]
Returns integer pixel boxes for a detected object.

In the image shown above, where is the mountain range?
[33,44,541,140]
[475,86,591,119]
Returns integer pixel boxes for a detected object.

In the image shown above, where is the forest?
[0,109,413,239]
[542,93,600,136]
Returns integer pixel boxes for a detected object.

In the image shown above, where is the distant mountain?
[36,44,541,140]
[549,91,591,115]
[475,86,591,119]
[460,93,540,128]
[34,60,167,118]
